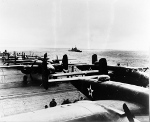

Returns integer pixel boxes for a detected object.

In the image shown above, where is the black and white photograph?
[0,0,149,121]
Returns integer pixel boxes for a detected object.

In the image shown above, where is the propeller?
[123,103,135,122]
[29,60,38,81]
[29,53,49,90]
[42,53,49,90]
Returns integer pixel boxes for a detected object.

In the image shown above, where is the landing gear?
[23,75,28,85]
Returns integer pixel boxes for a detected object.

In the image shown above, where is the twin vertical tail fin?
[92,54,97,64]
[99,58,108,75]
[61,54,108,75]
[92,54,108,75]
[62,54,68,70]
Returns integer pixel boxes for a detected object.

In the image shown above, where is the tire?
[23,75,28,85]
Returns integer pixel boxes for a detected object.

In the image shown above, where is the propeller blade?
[123,103,135,122]
[42,53,49,90]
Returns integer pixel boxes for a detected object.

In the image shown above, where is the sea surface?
[18,48,149,67]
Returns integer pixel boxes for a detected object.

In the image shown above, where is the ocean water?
[20,48,149,67]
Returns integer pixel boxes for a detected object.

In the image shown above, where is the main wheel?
[23,75,28,85]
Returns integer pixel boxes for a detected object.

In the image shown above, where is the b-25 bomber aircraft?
[70,54,149,87]
[33,53,149,88]
[0,53,78,89]
[0,59,149,122]
[0,53,149,90]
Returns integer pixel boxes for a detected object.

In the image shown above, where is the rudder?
[99,58,108,75]
[62,54,68,70]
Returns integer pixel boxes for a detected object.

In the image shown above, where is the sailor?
[49,99,57,107]
[61,99,71,105]
[45,105,48,109]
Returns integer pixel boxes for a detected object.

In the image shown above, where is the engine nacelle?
[97,75,110,82]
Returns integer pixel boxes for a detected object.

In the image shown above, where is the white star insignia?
[87,85,94,97]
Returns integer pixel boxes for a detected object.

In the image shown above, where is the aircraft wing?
[107,65,149,72]
[0,100,141,122]
[48,74,149,119]
[93,100,148,122]
[0,64,39,71]
[73,63,149,71]
[125,66,149,72]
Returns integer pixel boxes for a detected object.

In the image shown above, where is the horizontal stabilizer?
[51,70,99,78]
[68,63,88,65]
[48,75,99,83]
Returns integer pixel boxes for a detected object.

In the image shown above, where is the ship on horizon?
[68,46,82,52]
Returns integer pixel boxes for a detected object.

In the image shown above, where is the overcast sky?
[0,0,149,51]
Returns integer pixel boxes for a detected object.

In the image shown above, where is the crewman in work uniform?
[49,99,57,107]
[61,99,71,105]
[42,53,49,90]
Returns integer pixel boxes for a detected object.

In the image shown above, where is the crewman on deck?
[49,99,57,107]
[45,105,48,109]
[61,99,71,105]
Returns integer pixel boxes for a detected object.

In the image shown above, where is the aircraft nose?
[47,64,55,73]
